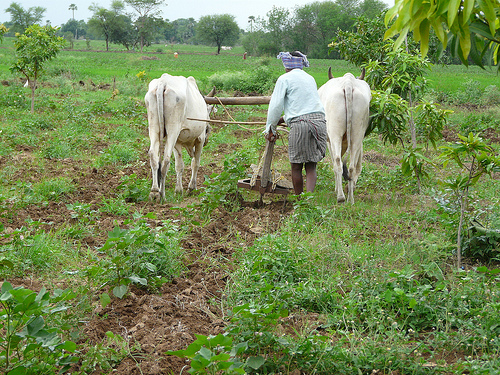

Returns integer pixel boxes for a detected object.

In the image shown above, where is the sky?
[1,0,394,30]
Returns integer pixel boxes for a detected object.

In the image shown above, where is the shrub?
[482,85,500,106]
[208,65,279,94]
[0,282,78,374]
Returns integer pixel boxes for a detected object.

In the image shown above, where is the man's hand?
[265,130,277,142]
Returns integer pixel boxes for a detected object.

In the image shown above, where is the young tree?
[5,2,46,33]
[264,6,291,53]
[125,0,166,52]
[10,25,66,113]
[88,5,119,51]
[385,0,500,70]
[196,14,240,54]
[439,134,500,268]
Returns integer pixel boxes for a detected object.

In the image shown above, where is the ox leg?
[188,139,203,192]
[148,134,162,202]
[347,142,363,204]
[158,136,178,199]
[173,144,185,194]
[328,140,346,203]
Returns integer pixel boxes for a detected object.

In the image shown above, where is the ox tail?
[203,123,212,147]
[157,164,162,185]
[342,162,350,181]
[156,81,166,140]
[344,77,354,175]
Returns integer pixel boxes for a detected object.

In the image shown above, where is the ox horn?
[357,68,366,80]
[328,66,334,80]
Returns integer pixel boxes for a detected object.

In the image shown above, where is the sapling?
[439,133,500,269]
[10,25,66,113]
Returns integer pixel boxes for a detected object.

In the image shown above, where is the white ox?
[318,70,371,204]
[145,73,211,201]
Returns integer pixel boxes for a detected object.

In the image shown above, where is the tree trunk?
[30,80,36,114]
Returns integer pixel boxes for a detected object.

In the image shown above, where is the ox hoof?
[149,191,162,202]
[186,187,198,196]
[337,197,346,204]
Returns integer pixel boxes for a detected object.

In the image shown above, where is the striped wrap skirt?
[287,112,327,164]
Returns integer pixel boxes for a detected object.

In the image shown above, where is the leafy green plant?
[167,333,265,374]
[456,111,500,135]
[97,215,185,300]
[195,150,250,219]
[118,173,149,203]
[99,196,129,216]
[0,282,78,374]
[66,202,98,225]
[80,331,141,374]
[463,215,500,261]
[439,133,500,268]
[226,303,289,353]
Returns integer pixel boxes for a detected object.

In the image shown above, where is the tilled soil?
[1,135,293,373]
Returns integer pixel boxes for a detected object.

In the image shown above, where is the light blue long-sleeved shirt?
[265,68,325,134]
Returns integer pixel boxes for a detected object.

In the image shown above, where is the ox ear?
[357,68,366,80]
[206,86,216,98]
[328,67,334,80]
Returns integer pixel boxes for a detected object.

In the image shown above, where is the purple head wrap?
[277,51,310,69]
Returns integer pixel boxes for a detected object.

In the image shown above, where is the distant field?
[1,37,499,94]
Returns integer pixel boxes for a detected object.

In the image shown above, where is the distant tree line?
[2,0,389,57]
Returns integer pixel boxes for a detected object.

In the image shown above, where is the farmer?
[264,51,327,195]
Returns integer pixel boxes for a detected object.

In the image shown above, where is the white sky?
[1,0,394,30]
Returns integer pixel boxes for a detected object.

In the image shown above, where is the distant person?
[264,51,327,195]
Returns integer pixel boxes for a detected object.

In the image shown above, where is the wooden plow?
[201,95,293,200]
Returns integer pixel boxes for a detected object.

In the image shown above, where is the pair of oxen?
[145,69,371,204]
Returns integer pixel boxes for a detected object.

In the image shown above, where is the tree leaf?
[448,0,462,26]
